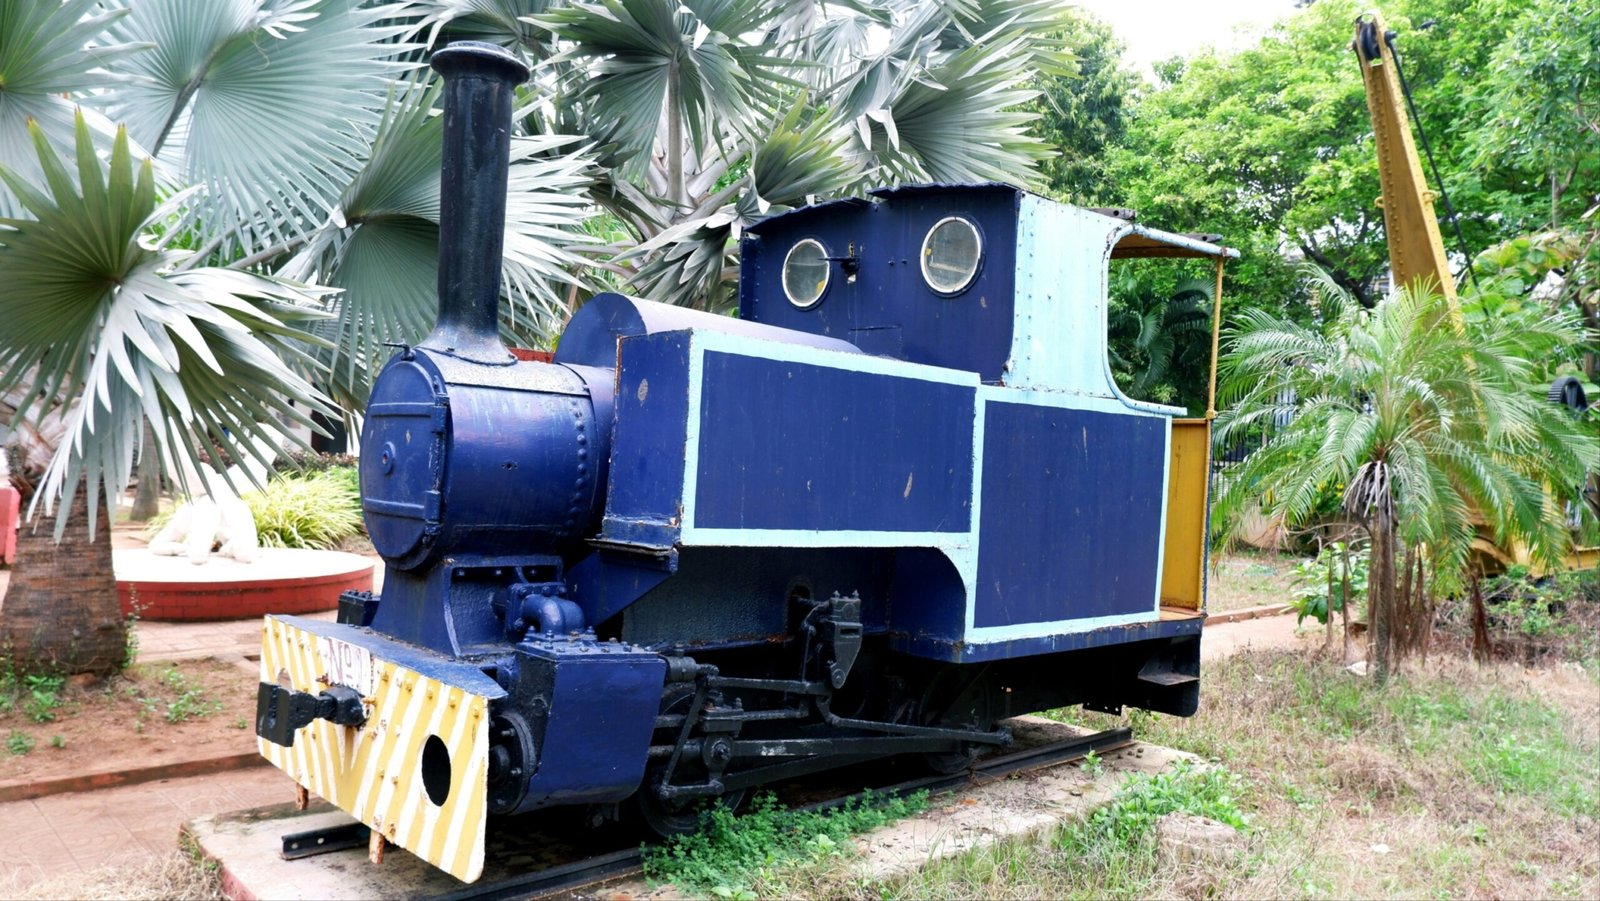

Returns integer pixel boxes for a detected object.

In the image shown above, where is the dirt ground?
[1208,549,1301,613]
[0,657,258,786]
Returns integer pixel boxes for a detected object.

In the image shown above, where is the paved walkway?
[137,610,337,663]
[1,611,1314,890]
[0,768,290,889]
[1202,611,1315,661]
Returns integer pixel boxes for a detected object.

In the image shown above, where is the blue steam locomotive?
[255,42,1234,882]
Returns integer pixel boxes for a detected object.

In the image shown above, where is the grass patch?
[149,665,223,725]
[872,763,1250,901]
[1270,654,1597,816]
[644,789,930,898]
[5,730,33,756]
[1125,652,1596,899]
[855,649,1597,900]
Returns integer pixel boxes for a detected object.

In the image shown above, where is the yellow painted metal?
[1354,12,1460,318]
[258,616,492,882]
[1161,419,1212,610]
[1207,257,1225,420]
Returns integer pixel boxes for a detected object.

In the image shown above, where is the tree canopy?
[1043,0,1600,320]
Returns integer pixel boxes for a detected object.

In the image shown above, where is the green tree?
[1464,0,1599,228]
[1212,272,1599,681]
[1026,8,1140,206]
[1104,0,1596,319]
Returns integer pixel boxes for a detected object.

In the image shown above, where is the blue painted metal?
[694,352,975,533]
[740,184,1020,382]
[371,552,563,655]
[508,634,665,812]
[599,331,694,550]
[617,546,893,649]
[973,402,1166,629]
[555,292,858,369]
[893,615,1203,664]
[566,548,678,630]
[883,547,967,652]
[360,350,605,572]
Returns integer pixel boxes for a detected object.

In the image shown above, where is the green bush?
[245,469,363,550]
[644,789,930,896]
[1289,542,1369,625]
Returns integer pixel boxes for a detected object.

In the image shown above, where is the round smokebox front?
[361,353,451,570]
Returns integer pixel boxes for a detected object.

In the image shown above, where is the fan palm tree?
[1107,274,1212,410]
[0,113,335,673]
[0,1,591,673]
[1212,271,1599,682]
[429,0,1072,309]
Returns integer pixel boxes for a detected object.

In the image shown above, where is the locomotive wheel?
[916,668,998,775]
[631,686,746,838]
[633,769,747,838]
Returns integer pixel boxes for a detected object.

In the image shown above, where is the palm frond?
[421,0,554,55]
[277,79,596,402]
[856,32,1049,185]
[104,0,419,252]
[536,0,795,180]
[0,112,334,535]
[0,0,148,214]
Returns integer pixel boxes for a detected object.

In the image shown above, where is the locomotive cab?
[255,40,1237,884]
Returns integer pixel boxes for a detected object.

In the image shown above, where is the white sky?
[1070,0,1301,74]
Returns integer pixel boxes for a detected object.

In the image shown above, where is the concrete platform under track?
[185,718,1199,900]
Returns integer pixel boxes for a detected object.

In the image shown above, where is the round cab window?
[783,239,830,309]
[921,217,982,294]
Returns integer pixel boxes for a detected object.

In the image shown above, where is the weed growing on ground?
[49,734,65,749]
[643,789,930,897]
[872,762,1250,901]
[121,601,144,669]
[159,667,221,724]
[23,674,64,723]
[5,730,34,756]
[0,666,14,714]
[1079,761,1250,843]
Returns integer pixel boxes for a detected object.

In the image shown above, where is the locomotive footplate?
[255,615,506,883]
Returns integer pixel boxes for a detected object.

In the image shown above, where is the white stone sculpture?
[149,435,277,565]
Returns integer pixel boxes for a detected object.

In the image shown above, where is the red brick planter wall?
[115,549,375,622]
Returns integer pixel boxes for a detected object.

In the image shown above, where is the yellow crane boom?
[1353,12,1459,312]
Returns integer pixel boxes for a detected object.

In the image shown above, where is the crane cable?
[1382,29,1478,290]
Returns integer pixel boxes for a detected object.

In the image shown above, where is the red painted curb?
[118,564,373,622]
[0,751,267,804]
[1205,603,1292,625]
[217,859,257,901]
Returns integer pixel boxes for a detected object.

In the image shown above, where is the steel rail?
[436,726,1134,901]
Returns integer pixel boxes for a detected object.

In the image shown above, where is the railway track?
[433,726,1135,901]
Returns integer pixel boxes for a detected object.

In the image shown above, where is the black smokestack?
[422,41,530,364]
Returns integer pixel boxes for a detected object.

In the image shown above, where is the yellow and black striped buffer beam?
[258,616,493,882]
